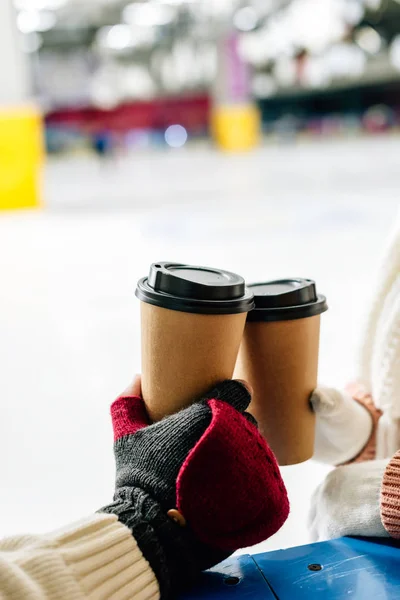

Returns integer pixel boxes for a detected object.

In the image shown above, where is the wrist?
[52,513,159,600]
[342,383,382,464]
[100,487,229,598]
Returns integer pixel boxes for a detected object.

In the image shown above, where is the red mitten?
[177,396,288,550]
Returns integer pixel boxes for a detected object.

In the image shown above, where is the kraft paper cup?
[136,262,254,422]
[235,279,327,465]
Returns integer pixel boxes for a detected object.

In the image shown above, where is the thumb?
[310,386,350,417]
[111,375,149,441]
[202,379,252,413]
[121,374,142,398]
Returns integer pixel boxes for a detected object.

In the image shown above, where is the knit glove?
[308,460,390,541]
[311,386,375,465]
[100,379,289,598]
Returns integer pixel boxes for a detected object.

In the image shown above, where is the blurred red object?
[45,95,211,134]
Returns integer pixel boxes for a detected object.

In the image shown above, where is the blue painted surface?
[255,537,400,599]
[179,553,275,599]
[182,538,400,599]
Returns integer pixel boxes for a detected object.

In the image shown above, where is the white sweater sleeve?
[355,211,400,459]
[0,513,160,600]
[357,210,400,393]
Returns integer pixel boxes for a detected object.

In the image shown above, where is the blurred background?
[1,0,400,554]
[12,0,400,155]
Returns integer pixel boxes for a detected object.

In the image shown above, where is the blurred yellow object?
[211,103,261,152]
[0,105,43,210]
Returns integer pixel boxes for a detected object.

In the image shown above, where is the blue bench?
[182,537,400,598]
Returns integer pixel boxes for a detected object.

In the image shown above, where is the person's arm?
[0,379,289,599]
[309,449,400,542]
[308,458,390,541]
[0,514,159,600]
[99,378,289,597]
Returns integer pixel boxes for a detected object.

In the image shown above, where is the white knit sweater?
[0,513,160,600]
[357,209,400,458]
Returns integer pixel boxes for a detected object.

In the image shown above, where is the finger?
[242,411,258,428]
[111,380,149,441]
[202,379,252,413]
[120,374,142,398]
[111,397,149,440]
[235,379,253,396]
[310,387,346,416]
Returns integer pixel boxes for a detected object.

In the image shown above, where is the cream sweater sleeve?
[0,513,160,600]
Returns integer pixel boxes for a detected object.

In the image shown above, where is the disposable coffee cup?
[235,279,328,465]
[135,262,254,421]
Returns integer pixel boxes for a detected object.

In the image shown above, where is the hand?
[308,460,390,541]
[311,386,373,465]
[101,378,289,597]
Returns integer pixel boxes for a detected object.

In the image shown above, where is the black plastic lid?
[247,279,328,322]
[135,262,255,314]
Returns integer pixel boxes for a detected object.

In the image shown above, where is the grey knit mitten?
[101,380,289,598]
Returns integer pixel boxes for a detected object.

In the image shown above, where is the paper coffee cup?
[235,279,327,465]
[136,262,254,421]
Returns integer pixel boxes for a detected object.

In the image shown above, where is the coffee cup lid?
[136,262,254,314]
[247,279,327,322]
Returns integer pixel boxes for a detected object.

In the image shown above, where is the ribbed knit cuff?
[344,383,382,464]
[54,513,160,599]
[380,450,400,539]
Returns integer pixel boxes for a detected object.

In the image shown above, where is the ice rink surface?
[0,135,399,552]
